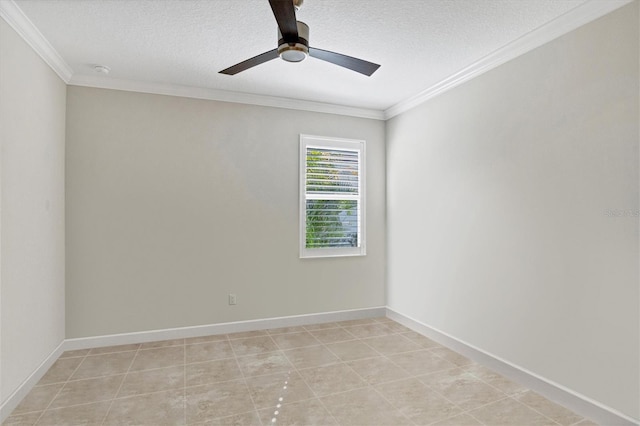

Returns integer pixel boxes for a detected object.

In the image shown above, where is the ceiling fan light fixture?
[277,21,309,62]
[278,44,308,62]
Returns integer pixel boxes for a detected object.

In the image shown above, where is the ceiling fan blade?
[269,0,298,42]
[219,49,279,75]
[309,47,380,76]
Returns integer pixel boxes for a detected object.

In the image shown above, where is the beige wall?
[0,19,66,404]
[65,87,386,338]
[386,2,639,420]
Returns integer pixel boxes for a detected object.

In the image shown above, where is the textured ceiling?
[14,0,589,111]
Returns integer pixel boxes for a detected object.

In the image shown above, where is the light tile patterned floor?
[3,317,596,426]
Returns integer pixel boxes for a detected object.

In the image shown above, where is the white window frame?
[299,134,366,258]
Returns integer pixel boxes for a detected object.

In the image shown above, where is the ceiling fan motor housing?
[278,21,309,62]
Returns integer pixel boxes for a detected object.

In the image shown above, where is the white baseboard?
[64,306,386,350]
[386,308,639,426]
[0,340,65,422]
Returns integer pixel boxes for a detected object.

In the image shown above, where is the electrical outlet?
[228,294,237,305]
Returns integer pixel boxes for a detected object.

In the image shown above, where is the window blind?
[300,136,365,257]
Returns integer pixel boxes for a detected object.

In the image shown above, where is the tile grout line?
[279,339,343,426]
[271,332,323,352]
[273,328,382,424]
[348,325,448,425]
[227,334,264,425]
[569,418,591,426]
[443,368,573,425]
[374,346,455,384]
[509,397,565,426]
[264,369,294,425]
[99,344,141,425]
[338,353,416,425]
[463,367,526,396]
[17,348,187,418]
[383,323,574,425]
[346,327,469,425]
[356,332,495,424]
[295,320,411,423]
[419,373,499,423]
[31,352,90,425]
[371,386,419,425]
[29,362,187,385]
[382,347,517,425]
[254,329,312,424]
[340,322,460,424]
[512,389,585,425]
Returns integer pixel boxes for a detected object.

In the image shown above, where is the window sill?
[300,248,366,259]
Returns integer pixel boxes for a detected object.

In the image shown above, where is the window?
[300,135,365,258]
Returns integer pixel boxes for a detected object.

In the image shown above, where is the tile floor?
[3,317,596,426]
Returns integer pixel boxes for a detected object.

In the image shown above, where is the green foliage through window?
[306,200,358,247]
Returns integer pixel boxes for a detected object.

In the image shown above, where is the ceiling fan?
[219,0,380,76]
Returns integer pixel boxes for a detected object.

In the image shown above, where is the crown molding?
[2,0,631,121]
[1,0,382,121]
[68,74,386,120]
[0,0,73,83]
[0,0,383,121]
[384,0,634,120]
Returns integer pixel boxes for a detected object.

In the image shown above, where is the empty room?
[1,0,638,425]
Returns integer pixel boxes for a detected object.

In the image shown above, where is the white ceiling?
[5,0,626,116]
